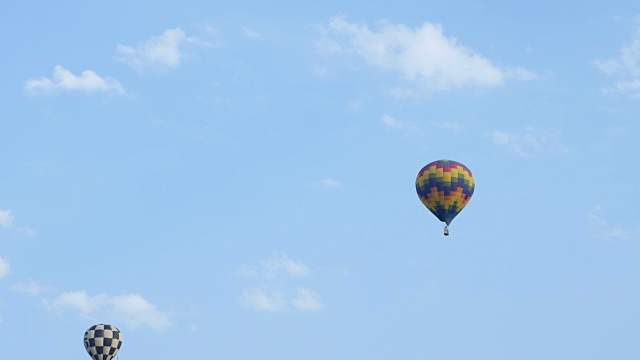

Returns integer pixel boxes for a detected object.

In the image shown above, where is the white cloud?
[603,79,640,98]
[43,291,170,330]
[238,254,325,312]
[11,280,47,296]
[25,66,124,95]
[291,288,324,311]
[117,28,210,72]
[594,37,640,76]
[109,294,171,329]
[16,227,36,237]
[594,58,622,75]
[588,205,639,241]
[488,127,568,158]
[242,26,262,38]
[0,257,10,278]
[234,265,259,277]
[319,16,533,91]
[309,177,344,189]
[594,125,628,152]
[241,288,286,311]
[0,210,14,228]
[196,23,220,40]
[431,120,464,131]
[264,253,309,278]
[381,114,429,137]
[0,210,36,238]
[312,65,329,77]
[381,114,409,129]
[594,25,640,97]
[44,291,107,314]
[236,253,310,279]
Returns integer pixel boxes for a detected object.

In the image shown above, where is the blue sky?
[1,1,639,359]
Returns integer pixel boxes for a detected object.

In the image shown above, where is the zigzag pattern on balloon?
[415,159,475,225]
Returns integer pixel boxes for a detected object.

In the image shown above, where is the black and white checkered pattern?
[83,324,123,360]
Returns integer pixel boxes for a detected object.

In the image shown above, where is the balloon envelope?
[415,159,475,225]
[83,324,122,360]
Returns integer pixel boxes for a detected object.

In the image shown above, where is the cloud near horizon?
[43,290,171,330]
[319,16,533,92]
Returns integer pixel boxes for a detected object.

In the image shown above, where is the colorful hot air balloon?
[415,159,475,236]
[83,324,123,360]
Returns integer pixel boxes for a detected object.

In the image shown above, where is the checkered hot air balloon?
[415,159,475,236]
[83,324,123,360]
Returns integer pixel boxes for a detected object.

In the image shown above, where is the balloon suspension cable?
[444,225,449,236]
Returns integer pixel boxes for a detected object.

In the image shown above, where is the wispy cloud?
[309,177,344,189]
[242,26,262,38]
[0,210,14,228]
[241,287,325,312]
[488,127,568,158]
[312,65,329,77]
[0,209,36,238]
[588,205,639,241]
[25,66,124,95]
[43,291,171,330]
[381,114,409,129]
[603,80,640,97]
[238,253,310,279]
[263,253,309,278]
[0,257,10,278]
[117,28,211,72]
[11,280,48,296]
[594,125,628,153]
[16,227,36,237]
[381,114,430,137]
[196,23,220,40]
[594,24,640,98]
[238,253,324,312]
[431,120,464,131]
[318,16,533,93]
[291,288,324,311]
[241,288,286,312]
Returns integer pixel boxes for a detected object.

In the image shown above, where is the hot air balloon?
[415,159,475,236]
[84,324,123,360]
